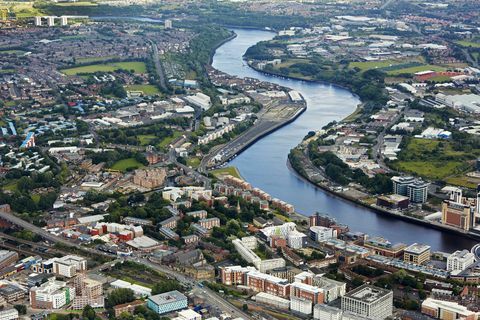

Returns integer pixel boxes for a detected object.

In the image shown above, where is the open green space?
[386,64,446,76]
[210,166,242,179]
[186,157,201,168]
[54,1,98,6]
[445,175,479,189]
[9,2,43,18]
[137,134,156,146]
[0,50,26,56]
[61,61,147,75]
[394,161,465,180]
[110,158,144,172]
[0,69,15,74]
[392,138,475,180]
[455,40,480,48]
[428,75,452,83]
[349,59,406,71]
[124,84,161,95]
[157,131,183,149]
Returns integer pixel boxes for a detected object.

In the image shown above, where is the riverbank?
[287,147,480,242]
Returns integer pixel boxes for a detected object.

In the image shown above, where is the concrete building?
[341,285,393,320]
[246,270,290,298]
[47,16,55,27]
[72,274,104,310]
[133,168,166,189]
[363,237,406,258]
[175,309,202,320]
[254,292,289,310]
[0,251,18,271]
[403,243,431,265]
[309,226,337,242]
[220,265,256,286]
[34,16,42,26]
[392,176,429,203]
[290,282,324,305]
[447,250,475,272]
[287,230,307,249]
[442,200,476,231]
[0,308,18,320]
[198,217,220,230]
[147,291,187,315]
[290,296,313,315]
[113,300,144,318]
[53,255,87,278]
[313,304,342,320]
[164,19,172,29]
[60,16,68,26]
[421,298,478,320]
[30,278,76,309]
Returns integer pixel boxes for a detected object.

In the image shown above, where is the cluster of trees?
[87,149,148,168]
[105,192,171,224]
[100,81,127,98]
[309,147,392,194]
[352,265,384,278]
[99,119,188,146]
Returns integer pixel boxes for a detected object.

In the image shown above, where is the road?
[472,243,480,261]
[0,211,249,318]
[149,40,168,92]
[138,258,252,319]
[0,211,112,258]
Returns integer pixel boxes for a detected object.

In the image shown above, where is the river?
[212,28,477,252]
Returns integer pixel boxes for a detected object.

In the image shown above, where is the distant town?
[0,1,479,320]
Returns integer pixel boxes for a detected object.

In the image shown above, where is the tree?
[242,304,248,311]
[14,305,26,315]
[82,305,96,320]
[106,288,135,308]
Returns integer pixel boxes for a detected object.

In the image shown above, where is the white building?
[447,250,475,272]
[287,230,307,249]
[53,255,87,278]
[60,16,68,26]
[183,93,211,110]
[165,19,172,29]
[30,279,76,309]
[34,16,42,26]
[254,292,290,310]
[0,308,18,320]
[313,304,342,320]
[47,16,55,27]
[341,285,393,320]
[174,309,201,320]
[309,226,337,242]
[290,296,313,315]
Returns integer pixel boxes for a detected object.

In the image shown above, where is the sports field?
[61,61,147,75]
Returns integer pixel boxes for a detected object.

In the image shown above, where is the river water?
[212,28,477,252]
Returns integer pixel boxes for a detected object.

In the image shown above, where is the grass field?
[0,50,26,56]
[386,64,446,76]
[445,175,479,189]
[392,138,473,179]
[394,161,465,180]
[124,84,161,95]
[110,158,144,171]
[54,1,97,6]
[137,134,156,146]
[9,2,43,18]
[349,59,405,71]
[157,131,182,149]
[186,157,201,168]
[61,61,147,75]
[0,69,15,74]
[210,166,242,179]
[428,75,452,83]
[455,40,480,48]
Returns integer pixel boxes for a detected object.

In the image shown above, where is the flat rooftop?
[344,284,391,303]
[405,243,431,255]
